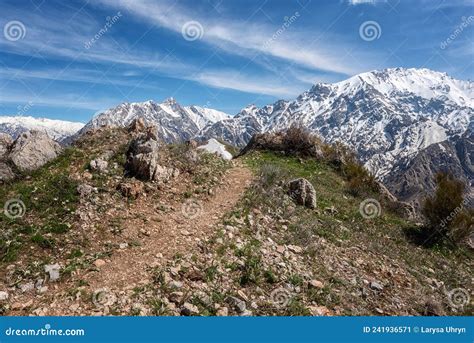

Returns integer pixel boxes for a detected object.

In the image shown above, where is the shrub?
[283,125,320,155]
[421,172,469,246]
[343,160,378,197]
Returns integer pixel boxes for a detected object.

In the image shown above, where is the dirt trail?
[21,162,255,315]
[86,164,253,290]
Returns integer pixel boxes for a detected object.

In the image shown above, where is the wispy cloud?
[96,0,368,75]
[347,0,383,5]
[192,70,301,98]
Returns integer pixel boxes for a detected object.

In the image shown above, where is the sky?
[0,0,473,123]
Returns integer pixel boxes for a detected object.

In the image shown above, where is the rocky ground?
[0,126,472,316]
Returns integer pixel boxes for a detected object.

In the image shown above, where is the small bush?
[343,160,378,197]
[421,173,469,246]
[283,125,320,155]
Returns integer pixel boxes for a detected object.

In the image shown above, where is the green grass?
[235,151,473,315]
[0,147,81,263]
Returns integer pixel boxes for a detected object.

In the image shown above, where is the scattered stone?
[0,291,9,301]
[44,264,61,282]
[227,296,246,313]
[422,300,446,316]
[90,158,108,173]
[77,183,96,197]
[117,180,144,199]
[119,243,129,249]
[216,306,229,316]
[169,292,183,304]
[37,286,48,294]
[288,178,317,209]
[287,245,303,254]
[168,281,183,289]
[11,302,22,310]
[181,302,199,316]
[308,280,324,289]
[308,305,331,316]
[370,281,384,292]
[324,206,338,215]
[94,259,106,268]
[19,282,34,293]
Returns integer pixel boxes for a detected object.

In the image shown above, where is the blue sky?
[0,0,472,123]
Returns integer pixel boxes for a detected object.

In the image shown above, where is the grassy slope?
[0,134,471,316]
[234,151,472,315]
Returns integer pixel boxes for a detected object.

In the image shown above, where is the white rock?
[44,263,61,282]
[0,291,9,301]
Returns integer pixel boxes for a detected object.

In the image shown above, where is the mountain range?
[0,116,84,141]
[1,67,472,209]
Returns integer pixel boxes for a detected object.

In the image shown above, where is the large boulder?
[125,132,177,181]
[288,178,317,209]
[9,131,62,172]
[0,133,12,159]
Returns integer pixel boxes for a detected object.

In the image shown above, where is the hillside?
[68,68,473,212]
[0,126,471,316]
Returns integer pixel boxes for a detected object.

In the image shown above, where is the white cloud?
[347,0,382,5]
[97,0,368,75]
[193,70,302,98]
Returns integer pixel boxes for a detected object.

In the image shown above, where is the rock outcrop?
[0,133,12,158]
[288,178,317,209]
[125,131,178,182]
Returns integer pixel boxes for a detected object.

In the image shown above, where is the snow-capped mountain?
[202,68,473,180]
[81,98,229,143]
[0,116,85,141]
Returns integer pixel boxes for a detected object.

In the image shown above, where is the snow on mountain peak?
[331,67,474,107]
[83,98,231,143]
[0,116,84,141]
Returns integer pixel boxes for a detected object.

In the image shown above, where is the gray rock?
[90,158,108,173]
[125,133,177,181]
[0,161,15,182]
[370,281,384,291]
[9,131,62,172]
[19,282,35,293]
[0,133,12,158]
[44,263,60,282]
[0,291,9,301]
[181,302,199,316]
[77,184,96,197]
[288,178,317,209]
[227,296,246,313]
